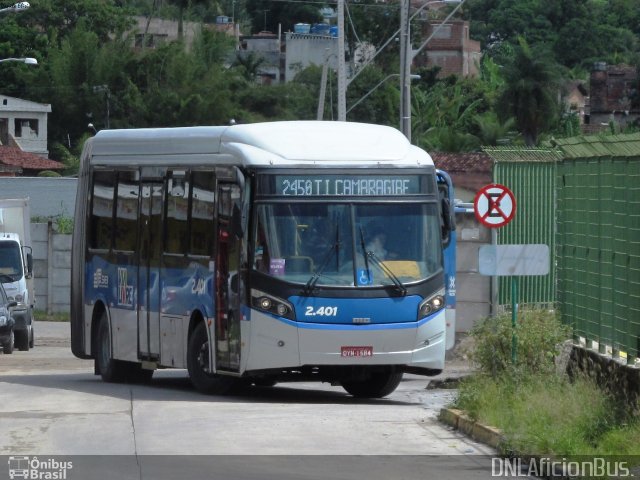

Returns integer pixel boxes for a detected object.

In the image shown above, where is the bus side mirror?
[441,198,455,247]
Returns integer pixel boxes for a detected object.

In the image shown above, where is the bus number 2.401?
[305,306,338,317]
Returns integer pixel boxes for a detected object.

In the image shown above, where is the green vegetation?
[34,310,69,322]
[0,0,637,171]
[31,215,74,233]
[454,310,640,459]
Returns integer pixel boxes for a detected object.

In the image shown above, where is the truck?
[0,198,34,351]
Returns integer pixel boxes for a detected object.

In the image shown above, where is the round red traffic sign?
[473,183,516,228]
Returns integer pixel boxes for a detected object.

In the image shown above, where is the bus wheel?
[97,312,126,382]
[187,322,236,395]
[341,371,403,398]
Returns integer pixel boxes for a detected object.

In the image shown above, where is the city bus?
[70,121,455,398]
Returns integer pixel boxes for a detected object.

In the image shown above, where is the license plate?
[341,346,373,357]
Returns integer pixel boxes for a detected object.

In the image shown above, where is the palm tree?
[474,111,517,146]
[233,51,266,81]
[497,37,562,146]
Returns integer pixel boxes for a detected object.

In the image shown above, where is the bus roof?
[89,121,434,168]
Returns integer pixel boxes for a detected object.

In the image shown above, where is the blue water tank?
[311,23,331,35]
[294,23,311,34]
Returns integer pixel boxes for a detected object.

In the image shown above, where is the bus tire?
[187,322,235,395]
[96,312,127,383]
[341,371,403,398]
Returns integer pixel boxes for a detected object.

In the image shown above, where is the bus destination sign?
[272,175,423,197]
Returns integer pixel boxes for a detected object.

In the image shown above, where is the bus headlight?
[418,290,445,319]
[251,289,295,320]
[0,315,7,326]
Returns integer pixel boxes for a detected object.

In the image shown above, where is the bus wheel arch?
[94,306,125,382]
[186,313,236,395]
[91,302,108,363]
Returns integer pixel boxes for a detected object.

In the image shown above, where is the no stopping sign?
[474,184,516,228]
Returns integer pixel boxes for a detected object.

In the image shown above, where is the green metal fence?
[483,147,562,305]
[555,134,640,364]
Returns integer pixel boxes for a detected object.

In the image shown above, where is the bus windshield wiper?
[304,226,340,295]
[359,227,371,284]
[365,251,407,295]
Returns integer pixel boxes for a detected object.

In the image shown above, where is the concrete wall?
[285,33,339,82]
[0,177,77,219]
[33,222,71,313]
[455,210,491,332]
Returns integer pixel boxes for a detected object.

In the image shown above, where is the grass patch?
[34,310,69,322]
[453,309,640,461]
[455,374,640,457]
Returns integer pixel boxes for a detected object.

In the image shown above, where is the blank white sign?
[479,244,550,276]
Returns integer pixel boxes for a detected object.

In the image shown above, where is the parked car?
[0,280,18,354]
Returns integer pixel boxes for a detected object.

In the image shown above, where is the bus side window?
[114,171,139,251]
[190,171,216,257]
[165,171,190,255]
[89,170,116,250]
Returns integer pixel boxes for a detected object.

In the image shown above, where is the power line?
[268,0,400,9]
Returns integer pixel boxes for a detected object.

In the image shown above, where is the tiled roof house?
[0,146,64,176]
[0,95,64,176]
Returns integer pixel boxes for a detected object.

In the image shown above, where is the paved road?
[0,322,499,479]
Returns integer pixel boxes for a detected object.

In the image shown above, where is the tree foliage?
[0,0,636,165]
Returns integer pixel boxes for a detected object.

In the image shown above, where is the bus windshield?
[253,202,442,288]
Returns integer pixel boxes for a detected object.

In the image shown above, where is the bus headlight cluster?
[418,290,446,319]
[251,289,295,320]
[0,315,7,326]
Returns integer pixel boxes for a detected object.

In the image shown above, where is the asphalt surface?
[0,322,503,480]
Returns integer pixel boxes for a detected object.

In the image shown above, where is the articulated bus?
[70,121,455,398]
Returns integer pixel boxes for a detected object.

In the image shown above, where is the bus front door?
[214,183,242,372]
[138,183,163,359]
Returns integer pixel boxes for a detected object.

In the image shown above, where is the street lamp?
[0,57,37,65]
[0,2,30,14]
[347,74,420,115]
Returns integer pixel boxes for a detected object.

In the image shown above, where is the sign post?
[473,183,529,363]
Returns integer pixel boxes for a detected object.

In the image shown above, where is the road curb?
[438,408,504,450]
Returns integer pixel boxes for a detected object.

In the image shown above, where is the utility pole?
[399,0,412,141]
[317,49,330,120]
[401,0,466,142]
[337,0,346,121]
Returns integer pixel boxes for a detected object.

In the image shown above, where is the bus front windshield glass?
[253,203,442,288]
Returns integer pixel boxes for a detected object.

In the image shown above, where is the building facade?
[414,20,481,78]
[0,95,51,157]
